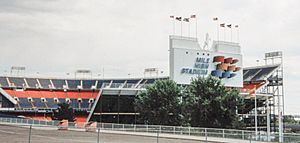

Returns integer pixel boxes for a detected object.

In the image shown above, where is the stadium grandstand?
[0,63,282,128]
[0,36,285,135]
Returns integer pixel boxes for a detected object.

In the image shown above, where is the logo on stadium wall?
[211,56,241,79]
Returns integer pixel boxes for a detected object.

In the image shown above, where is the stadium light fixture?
[10,66,26,77]
[75,69,92,79]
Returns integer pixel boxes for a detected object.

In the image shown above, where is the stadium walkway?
[0,122,270,143]
[100,130,269,143]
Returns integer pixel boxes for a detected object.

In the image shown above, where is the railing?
[0,117,300,142]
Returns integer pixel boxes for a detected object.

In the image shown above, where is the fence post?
[28,125,32,143]
[122,124,125,131]
[242,130,244,140]
[222,129,225,138]
[134,124,136,132]
[173,126,175,134]
[146,124,148,133]
[159,126,161,133]
[188,127,191,136]
[97,128,100,143]
[205,128,207,143]
[156,130,159,143]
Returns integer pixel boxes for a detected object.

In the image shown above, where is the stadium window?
[202,53,205,55]
[197,52,199,55]
[186,51,188,54]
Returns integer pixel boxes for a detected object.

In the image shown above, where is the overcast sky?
[0,0,299,114]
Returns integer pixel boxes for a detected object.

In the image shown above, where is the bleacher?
[70,99,78,108]
[0,67,280,124]
[81,99,90,109]
[52,79,65,89]
[26,78,39,88]
[38,79,52,88]
[9,77,25,87]
[251,66,278,81]
[18,98,32,108]
[82,80,96,89]
[242,64,280,95]
[96,80,103,89]
[0,76,167,91]
[32,98,46,108]
[0,76,167,112]
[2,89,98,109]
[46,98,58,108]
[67,80,80,89]
[243,65,279,82]
[58,98,65,104]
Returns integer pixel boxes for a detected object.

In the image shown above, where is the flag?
[220,23,225,27]
[227,24,232,28]
[190,15,196,18]
[183,18,189,22]
[213,17,218,21]
[175,17,182,21]
[170,16,174,19]
[235,25,239,28]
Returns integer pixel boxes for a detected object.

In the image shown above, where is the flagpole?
[188,21,190,37]
[173,18,175,35]
[195,17,198,38]
[213,17,219,48]
[224,26,226,41]
[217,21,219,42]
[237,26,239,43]
[231,27,232,42]
[181,19,183,37]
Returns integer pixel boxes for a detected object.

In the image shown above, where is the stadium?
[0,34,284,135]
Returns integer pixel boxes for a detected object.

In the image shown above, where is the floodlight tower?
[264,51,284,142]
[10,66,26,77]
[144,68,159,78]
[75,70,92,79]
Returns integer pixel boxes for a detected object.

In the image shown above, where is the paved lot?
[0,124,212,143]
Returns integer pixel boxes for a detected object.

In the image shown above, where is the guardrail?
[0,117,300,142]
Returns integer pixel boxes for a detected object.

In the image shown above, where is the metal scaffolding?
[264,51,284,142]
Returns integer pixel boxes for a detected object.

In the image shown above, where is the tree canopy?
[135,80,183,126]
[135,76,244,129]
[186,76,244,128]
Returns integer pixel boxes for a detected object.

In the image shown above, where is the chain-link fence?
[0,117,300,143]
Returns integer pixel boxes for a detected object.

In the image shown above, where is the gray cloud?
[0,0,299,114]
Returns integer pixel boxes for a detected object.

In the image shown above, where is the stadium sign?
[181,57,210,75]
[169,36,243,87]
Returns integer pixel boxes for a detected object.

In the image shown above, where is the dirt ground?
[0,124,213,143]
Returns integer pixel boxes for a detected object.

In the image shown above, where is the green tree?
[186,76,244,129]
[135,80,183,126]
